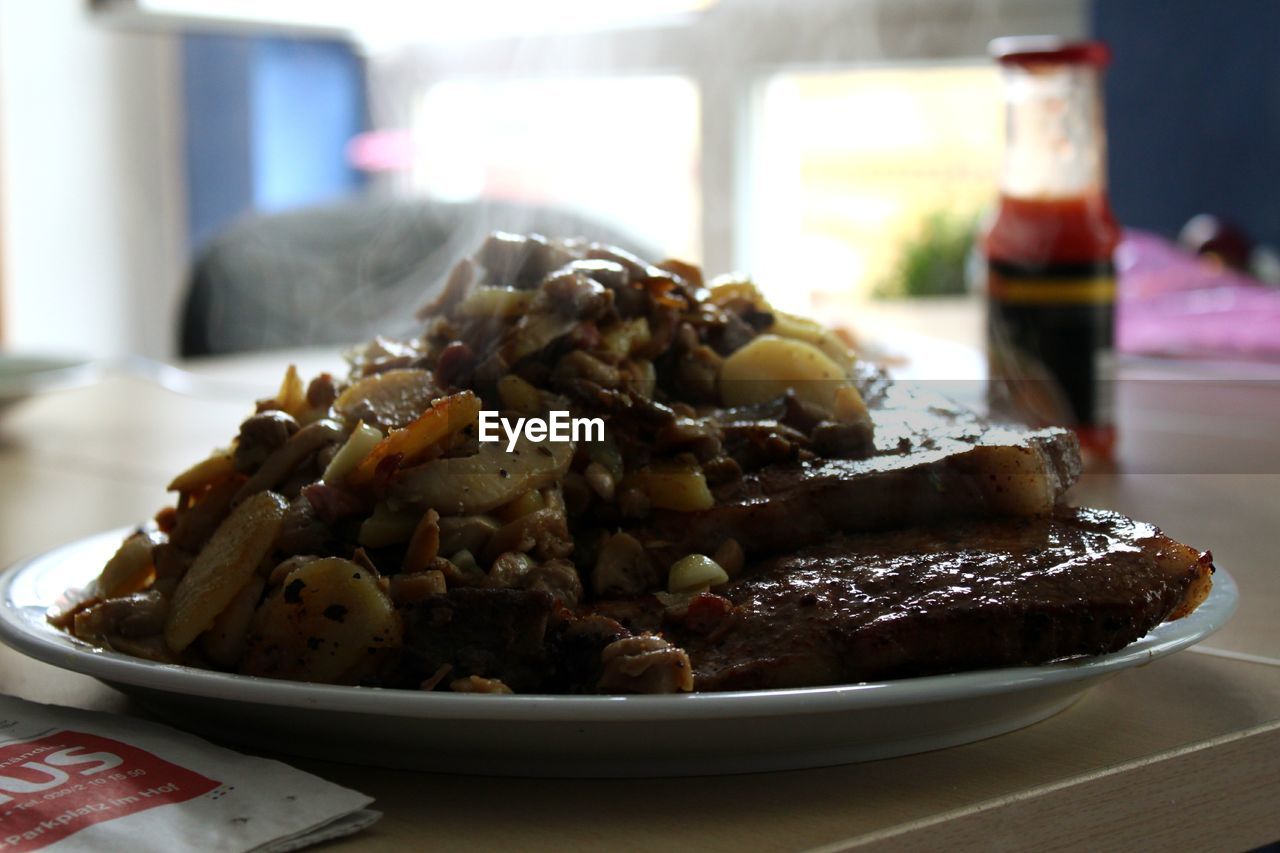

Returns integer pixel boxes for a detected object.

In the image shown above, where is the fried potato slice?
[274,364,308,419]
[706,275,768,309]
[456,286,537,318]
[241,557,401,683]
[719,334,851,410]
[334,368,439,433]
[626,463,715,512]
[96,529,164,599]
[769,310,856,370]
[167,450,235,493]
[199,575,265,668]
[1156,540,1215,621]
[164,491,288,653]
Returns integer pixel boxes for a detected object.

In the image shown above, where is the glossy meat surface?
[603,507,1213,691]
[637,386,1083,561]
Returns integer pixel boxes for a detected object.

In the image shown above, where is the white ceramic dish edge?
[0,527,1239,724]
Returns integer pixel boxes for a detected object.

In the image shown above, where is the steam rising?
[191,0,1083,354]
[190,199,654,354]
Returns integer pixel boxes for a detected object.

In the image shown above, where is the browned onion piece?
[390,436,574,515]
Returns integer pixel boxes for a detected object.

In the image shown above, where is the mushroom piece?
[598,634,694,694]
[234,419,345,503]
[72,590,170,643]
[591,532,656,597]
[520,558,583,607]
[233,411,300,473]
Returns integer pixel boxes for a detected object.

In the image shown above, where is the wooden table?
[1,348,1278,851]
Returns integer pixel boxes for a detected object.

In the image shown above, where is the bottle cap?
[989,36,1110,68]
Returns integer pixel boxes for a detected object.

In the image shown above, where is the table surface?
[1,338,1278,852]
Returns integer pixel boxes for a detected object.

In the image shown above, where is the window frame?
[100,0,1085,272]
[369,0,1083,273]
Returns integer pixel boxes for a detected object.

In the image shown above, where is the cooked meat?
[63,232,1218,695]
[631,507,1211,691]
[635,388,1082,562]
[396,588,630,692]
[394,507,1212,694]
[397,587,556,692]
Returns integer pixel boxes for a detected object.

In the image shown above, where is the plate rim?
[0,526,1239,722]
[0,353,97,400]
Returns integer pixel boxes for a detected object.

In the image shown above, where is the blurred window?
[410,76,701,259]
[750,64,1002,311]
[98,0,710,40]
[103,0,1081,289]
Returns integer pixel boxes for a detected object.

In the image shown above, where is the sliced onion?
[390,436,574,515]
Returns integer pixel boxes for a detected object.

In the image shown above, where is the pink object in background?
[1117,230,1280,360]
[346,129,414,173]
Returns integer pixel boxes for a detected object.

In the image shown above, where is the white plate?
[0,353,97,410]
[0,528,1238,777]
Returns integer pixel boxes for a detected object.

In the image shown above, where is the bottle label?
[986,259,1115,429]
[988,275,1115,304]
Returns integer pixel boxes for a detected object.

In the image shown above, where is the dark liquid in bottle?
[984,195,1119,460]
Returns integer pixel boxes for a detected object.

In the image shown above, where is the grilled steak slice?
[597,507,1213,691]
[637,388,1082,560]
[396,587,557,692]
[396,589,632,693]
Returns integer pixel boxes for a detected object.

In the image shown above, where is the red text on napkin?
[0,730,219,851]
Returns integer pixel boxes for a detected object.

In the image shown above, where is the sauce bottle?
[983,37,1119,461]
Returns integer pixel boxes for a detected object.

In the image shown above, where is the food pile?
[53,234,1213,694]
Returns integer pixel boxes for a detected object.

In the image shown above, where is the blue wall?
[182,34,368,249]
[1093,0,1280,245]
[182,35,256,249]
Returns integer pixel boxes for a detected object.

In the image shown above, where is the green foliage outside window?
[874,211,978,298]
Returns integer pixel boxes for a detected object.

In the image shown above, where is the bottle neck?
[999,63,1107,200]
